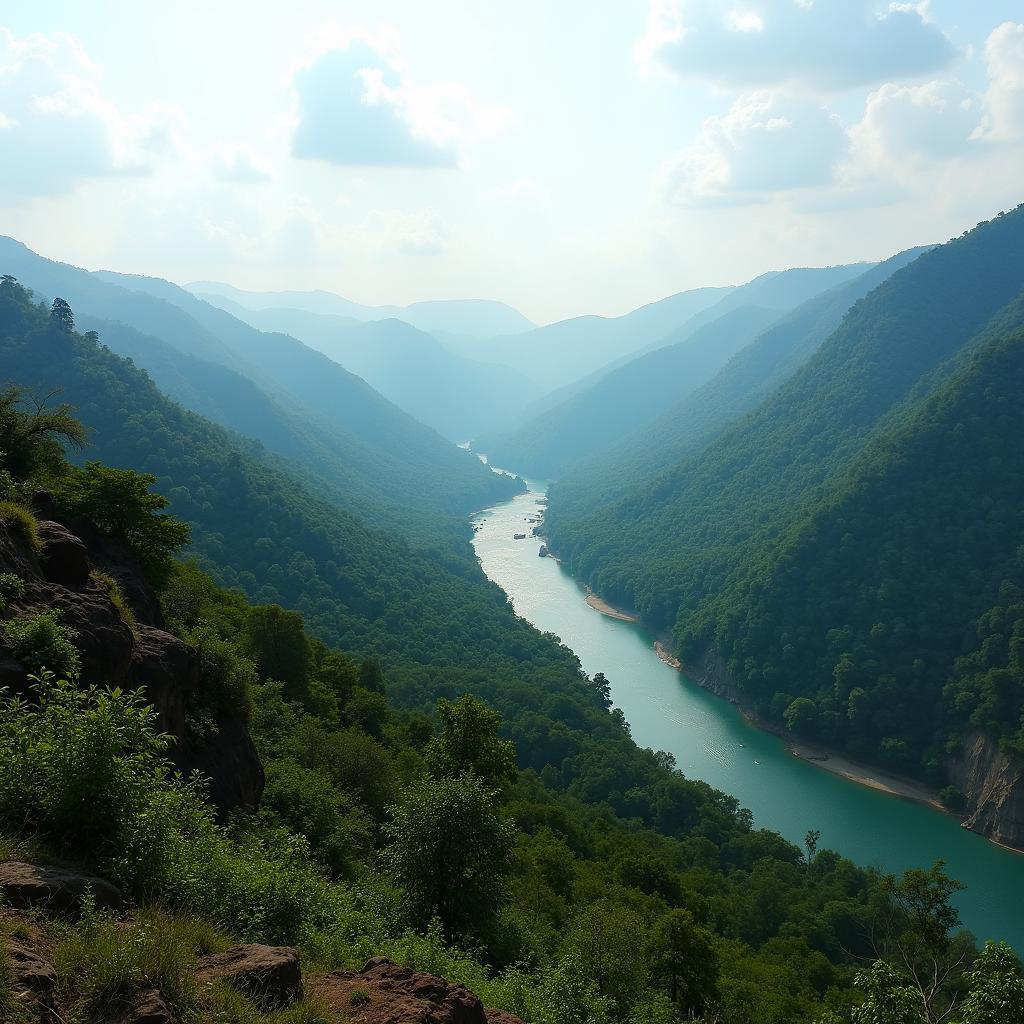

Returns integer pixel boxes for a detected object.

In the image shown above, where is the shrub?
[0,571,25,613]
[0,500,40,551]
[2,612,80,678]
[187,624,254,720]
[56,462,189,587]
[90,570,136,628]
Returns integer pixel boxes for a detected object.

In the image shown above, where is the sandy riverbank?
[585,592,639,622]
[654,642,948,813]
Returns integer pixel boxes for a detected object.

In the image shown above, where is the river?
[471,477,1024,951]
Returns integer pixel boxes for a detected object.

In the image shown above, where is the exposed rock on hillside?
[0,861,124,916]
[196,944,302,1009]
[0,501,263,813]
[313,956,525,1024]
[953,732,1024,850]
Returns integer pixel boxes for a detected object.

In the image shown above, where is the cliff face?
[951,732,1024,850]
[0,495,263,814]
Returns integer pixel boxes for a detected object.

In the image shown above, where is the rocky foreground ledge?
[1,860,524,1024]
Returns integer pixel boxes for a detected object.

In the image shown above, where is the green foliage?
[0,677,182,888]
[958,942,1024,1024]
[850,961,921,1024]
[0,383,86,483]
[0,570,25,612]
[90,569,136,628]
[424,693,517,789]
[2,612,81,678]
[54,904,222,1021]
[57,462,189,586]
[544,207,1024,782]
[649,908,719,1016]
[385,774,515,942]
[0,500,41,551]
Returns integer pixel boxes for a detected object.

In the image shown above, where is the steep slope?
[460,285,735,388]
[0,238,517,536]
[546,209,1024,635]
[553,247,929,517]
[685,304,1024,758]
[0,279,737,845]
[478,305,782,477]
[204,303,541,440]
[479,264,873,476]
[189,279,536,337]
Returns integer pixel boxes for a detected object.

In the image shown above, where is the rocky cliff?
[0,492,263,813]
[951,731,1024,850]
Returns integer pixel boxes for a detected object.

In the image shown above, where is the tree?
[245,604,312,700]
[385,773,514,940]
[957,942,1024,1024]
[56,462,189,586]
[564,900,650,1013]
[424,693,517,789]
[872,862,970,1023]
[805,828,822,865]
[649,908,719,1016]
[0,386,87,481]
[49,297,75,331]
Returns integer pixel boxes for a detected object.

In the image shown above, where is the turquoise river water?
[470,477,1024,950]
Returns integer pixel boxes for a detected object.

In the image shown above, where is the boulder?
[0,861,124,916]
[128,624,199,739]
[6,939,57,1014]
[36,521,90,585]
[196,944,301,1009]
[118,989,177,1024]
[312,956,521,1024]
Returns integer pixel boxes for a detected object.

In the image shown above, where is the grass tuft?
[0,502,40,552]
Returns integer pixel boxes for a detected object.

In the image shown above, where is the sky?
[1,1,1023,324]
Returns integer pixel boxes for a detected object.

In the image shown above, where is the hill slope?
[545,208,1024,782]
[189,279,536,337]
[552,247,930,516]
[204,302,541,440]
[478,305,782,477]
[0,237,517,537]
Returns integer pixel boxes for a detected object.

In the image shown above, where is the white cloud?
[0,28,183,200]
[639,0,957,91]
[660,92,848,205]
[974,21,1024,143]
[850,80,977,167]
[212,146,273,184]
[290,38,458,168]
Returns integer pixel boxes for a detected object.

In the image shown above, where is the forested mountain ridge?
[459,284,734,388]
[190,278,537,337]
[543,208,1024,804]
[551,247,930,518]
[478,305,782,477]
[478,264,873,475]
[0,237,518,538]
[201,299,542,440]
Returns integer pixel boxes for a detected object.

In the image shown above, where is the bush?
[0,500,40,551]
[0,571,25,613]
[56,462,189,587]
[188,624,255,720]
[91,570,136,628]
[2,612,80,678]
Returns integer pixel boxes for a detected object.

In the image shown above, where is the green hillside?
[552,248,929,518]
[544,209,1024,781]
[0,238,517,538]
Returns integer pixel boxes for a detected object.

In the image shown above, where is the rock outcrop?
[5,938,58,1018]
[117,988,177,1024]
[0,861,124,916]
[313,956,525,1024]
[196,944,302,1009]
[951,731,1024,850]
[0,501,263,814]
